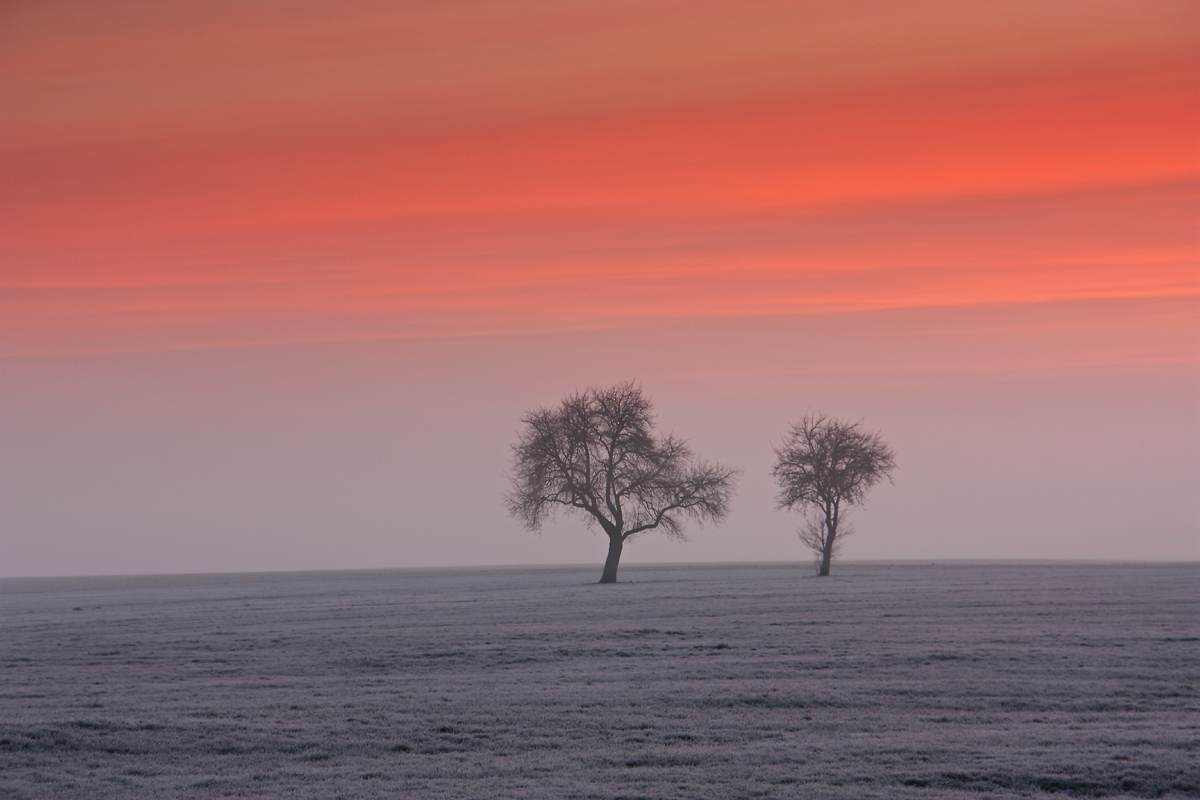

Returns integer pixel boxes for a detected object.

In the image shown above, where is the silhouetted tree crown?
[773,413,895,576]
[507,381,738,583]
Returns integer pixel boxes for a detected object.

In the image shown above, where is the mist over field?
[3,563,1197,799]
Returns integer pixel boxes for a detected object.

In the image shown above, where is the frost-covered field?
[1,562,1197,799]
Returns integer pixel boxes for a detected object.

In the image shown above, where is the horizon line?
[3,557,1196,586]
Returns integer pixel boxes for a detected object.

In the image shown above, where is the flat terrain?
[1,562,1196,799]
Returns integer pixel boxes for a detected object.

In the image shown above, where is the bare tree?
[507,381,739,583]
[773,413,895,577]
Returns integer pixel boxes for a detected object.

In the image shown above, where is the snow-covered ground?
[1,562,1196,799]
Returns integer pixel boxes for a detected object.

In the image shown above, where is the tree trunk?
[818,526,834,577]
[817,505,837,577]
[599,535,623,583]
[818,546,832,576]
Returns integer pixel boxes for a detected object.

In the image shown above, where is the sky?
[1,0,1197,577]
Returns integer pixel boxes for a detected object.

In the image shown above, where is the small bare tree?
[507,381,739,583]
[773,413,895,577]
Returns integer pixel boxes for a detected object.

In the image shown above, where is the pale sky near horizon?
[1,0,1197,577]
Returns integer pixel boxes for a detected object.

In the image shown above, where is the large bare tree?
[773,413,896,576]
[507,381,739,583]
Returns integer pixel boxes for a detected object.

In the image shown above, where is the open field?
[1,562,1197,799]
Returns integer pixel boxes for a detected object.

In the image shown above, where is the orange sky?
[2,0,1197,357]
[2,1,1199,576]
